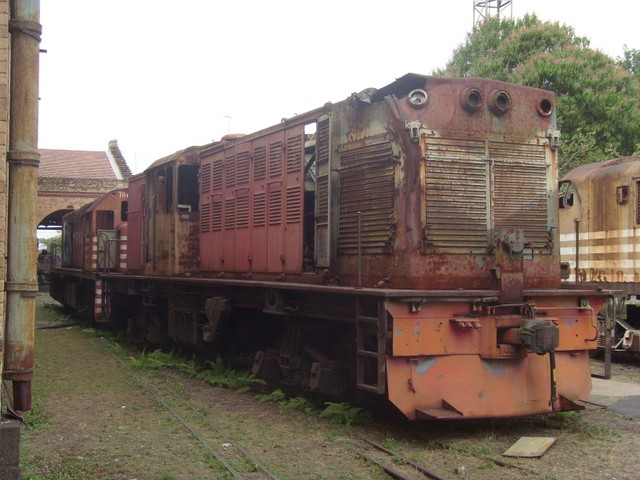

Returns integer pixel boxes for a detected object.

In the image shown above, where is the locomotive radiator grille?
[492,141,550,252]
[424,138,489,252]
[423,137,551,253]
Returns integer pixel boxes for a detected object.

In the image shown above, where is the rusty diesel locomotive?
[559,157,640,357]
[50,74,609,420]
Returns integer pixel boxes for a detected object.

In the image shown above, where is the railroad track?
[101,337,602,480]
[106,342,278,480]
[352,437,448,480]
[143,381,279,480]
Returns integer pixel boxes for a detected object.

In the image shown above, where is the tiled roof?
[39,140,131,180]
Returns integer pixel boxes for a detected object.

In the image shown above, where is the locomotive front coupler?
[496,305,561,412]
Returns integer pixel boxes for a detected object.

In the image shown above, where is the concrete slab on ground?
[589,377,640,418]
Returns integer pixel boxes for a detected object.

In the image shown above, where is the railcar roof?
[63,188,128,222]
[561,156,640,182]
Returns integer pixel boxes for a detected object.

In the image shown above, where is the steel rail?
[105,339,279,480]
[352,438,449,480]
[361,438,448,480]
[179,397,279,480]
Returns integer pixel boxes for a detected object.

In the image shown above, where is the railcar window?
[121,201,128,221]
[177,165,199,212]
[558,180,574,209]
[616,185,629,205]
[96,210,115,230]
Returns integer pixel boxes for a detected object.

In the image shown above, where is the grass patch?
[23,397,49,430]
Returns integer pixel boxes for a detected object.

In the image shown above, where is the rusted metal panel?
[200,125,305,275]
[338,135,397,254]
[283,126,305,272]
[560,156,640,285]
[251,139,268,271]
[139,147,200,276]
[223,145,237,270]
[199,162,213,268]
[199,151,223,271]
[266,132,285,272]
[314,116,331,268]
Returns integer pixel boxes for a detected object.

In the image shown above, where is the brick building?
[38,139,132,230]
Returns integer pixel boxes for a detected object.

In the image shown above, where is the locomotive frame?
[50,74,611,420]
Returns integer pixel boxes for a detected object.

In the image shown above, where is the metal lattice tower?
[473,0,513,28]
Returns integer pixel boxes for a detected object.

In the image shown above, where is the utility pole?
[473,0,513,29]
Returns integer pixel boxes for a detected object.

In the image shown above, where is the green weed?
[279,396,317,413]
[256,388,287,403]
[23,397,48,430]
[383,436,397,450]
[130,349,199,377]
[319,401,366,426]
[197,357,265,392]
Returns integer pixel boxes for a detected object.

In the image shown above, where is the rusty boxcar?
[559,157,640,357]
[50,74,610,420]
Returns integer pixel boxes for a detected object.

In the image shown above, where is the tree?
[618,46,640,76]
[438,15,640,174]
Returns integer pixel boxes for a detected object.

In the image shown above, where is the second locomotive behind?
[51,74,610,420]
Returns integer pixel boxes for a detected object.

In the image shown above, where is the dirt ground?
[16,295,640,480]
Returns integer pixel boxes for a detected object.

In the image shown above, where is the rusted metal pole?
[574,218,580,283]
[3,0,41,412]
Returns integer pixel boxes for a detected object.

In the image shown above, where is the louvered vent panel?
[236,151,251,185]
[224,198,236,229]
[286,135,303,173]
[236,195,250,228]
[268,142,282,178]
[212,199,222,231]
[317,177,328,215]
[200,202,211,232]
[141,183,147,253]
[491,141,549,250]
[225,155,236,187]
[253,192,266,227]
[316,118,330,225]
[424,138,488,252]
[338,140,395,253]
[254,146,266,181]
[157,176,166,212]
[268,189,282,225]
[286,187,301,223]
[212,159,223,191]
[200,163,212,194]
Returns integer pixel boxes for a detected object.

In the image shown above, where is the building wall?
[0,0,9,342]
[37,177,129,224]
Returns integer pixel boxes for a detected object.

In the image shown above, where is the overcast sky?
[38,1,639,174]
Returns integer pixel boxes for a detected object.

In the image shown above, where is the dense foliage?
[437,15,640,174]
